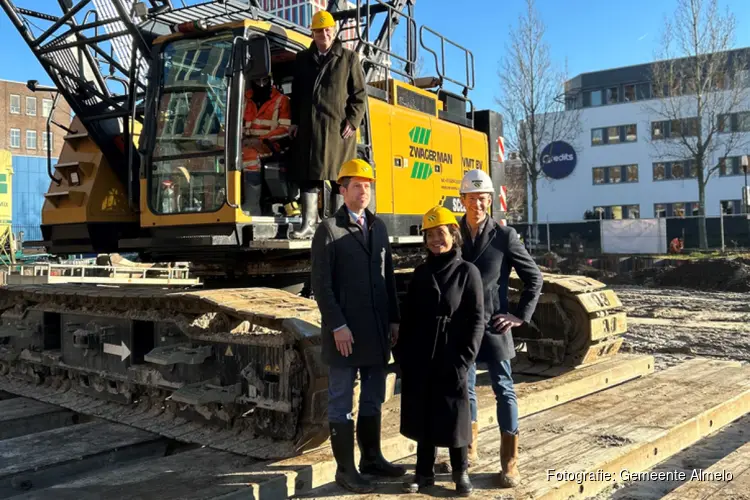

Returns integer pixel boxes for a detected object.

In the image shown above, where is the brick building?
[0,79,72,242]
[0,79,71,158]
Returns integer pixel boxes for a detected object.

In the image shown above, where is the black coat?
[460,216,543,361]
[290,39,367,182]
[396,249,485,448]
[310,205,400,367]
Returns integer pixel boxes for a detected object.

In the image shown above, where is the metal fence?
[511,213,750,255]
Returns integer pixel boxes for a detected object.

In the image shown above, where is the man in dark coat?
[458,169,543,488]
[289,10,367,239]
[310,158,405,493]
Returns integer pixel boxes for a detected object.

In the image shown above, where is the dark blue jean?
[327,364,387,423]
[467,349,519,435]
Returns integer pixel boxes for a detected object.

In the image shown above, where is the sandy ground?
[587,285,750,499]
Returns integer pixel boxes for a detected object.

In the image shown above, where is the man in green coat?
[289,10,367,239]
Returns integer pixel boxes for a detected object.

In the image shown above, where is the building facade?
[530,49,750,222]
[0,79,72,242]
[260,0,357,48]
[0,79,71,158]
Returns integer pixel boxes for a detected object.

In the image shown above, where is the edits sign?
[540,141,577,179]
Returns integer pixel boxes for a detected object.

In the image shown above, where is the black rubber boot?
[453,470,473,497]
[402,474,435,493]
[357,414,407,477]
[329,421,375,493]
[290,191,318,239]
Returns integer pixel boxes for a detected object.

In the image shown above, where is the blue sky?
[2,0,750,112]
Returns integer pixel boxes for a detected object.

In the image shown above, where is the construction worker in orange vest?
[242,73,299,216]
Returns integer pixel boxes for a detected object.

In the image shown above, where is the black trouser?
[416,441,468,477]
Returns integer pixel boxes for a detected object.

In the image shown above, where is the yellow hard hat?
[422,206,458,232]
[311,10,335,30]
[337,158,376,183]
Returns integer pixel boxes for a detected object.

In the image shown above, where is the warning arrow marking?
[103,341,131,361]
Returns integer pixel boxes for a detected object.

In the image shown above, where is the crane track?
[0,264,627,461]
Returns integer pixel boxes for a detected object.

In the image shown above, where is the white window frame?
[43,131,53,151]
[9,128,20,148]
[43,98,54,118]
[26,96,37,116]
[26,130,37,149]
[9,95,20,114]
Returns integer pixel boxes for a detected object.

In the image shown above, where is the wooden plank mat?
[245,354,653,498]
[0,421,168,498]
[301,358,750,500]
[11,448,283,500]
[659,439,750,499]
[0,397,79,441]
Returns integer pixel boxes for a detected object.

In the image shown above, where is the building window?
[654,203,666,217]
[592,128,603,146]
[636,83,651,100]
[591,124,637,146]
[607,126,620,144]
[26,130,37,149]
[9,95,20,114]
[624,124,637,142]
[651,118,700,139]
[652,121,664,140]
[592,204,640,219]
[42,131,53,151]
[719,156,750,176]
[626,164,639,182]
[721,199,741,214]
[593,167,605,184]
[590,90,602,106]
[653,163,665,180]
[654,201,700,217]
[593,164,639,184]
[9,128,20,148]
[42,98,54,118]
[652,161,698,181]
[26,97,37,116]
[606,87,618,104]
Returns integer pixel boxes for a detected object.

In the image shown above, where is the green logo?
[409,126,431,145]
[0,174,7,195]
[410,161,433,180]
[408,126,434,180]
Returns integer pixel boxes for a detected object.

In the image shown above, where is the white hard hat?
[460,169,495,194]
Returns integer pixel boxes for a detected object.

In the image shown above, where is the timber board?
[302,358,750,500]
[237,354,654,497]
[0,421,168,497]
[659,439,750,499]
[10,448,279,500]
[0,397,79,440]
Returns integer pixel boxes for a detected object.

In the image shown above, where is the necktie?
[357,215,367,242]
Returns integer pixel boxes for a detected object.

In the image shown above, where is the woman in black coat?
[395,206,485,496]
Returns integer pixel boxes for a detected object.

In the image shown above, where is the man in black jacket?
[458,169,543,488]
[310,159,405,493]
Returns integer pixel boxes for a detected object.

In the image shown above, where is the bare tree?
[645,0,749,249]
[504,153,528,223]
[496,0,581,238]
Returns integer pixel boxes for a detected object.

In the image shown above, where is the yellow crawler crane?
[0,0,626,458]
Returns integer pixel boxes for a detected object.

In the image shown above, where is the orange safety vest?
[242,87,291,171]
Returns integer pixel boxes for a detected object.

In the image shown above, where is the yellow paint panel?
[154,19,311,48]
[368,97,394,215]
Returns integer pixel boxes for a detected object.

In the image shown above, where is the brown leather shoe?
[467,421,479,465]
[498,431,520,488]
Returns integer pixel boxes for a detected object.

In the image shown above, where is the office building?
[1,79,72,241]
[530,49,750,222]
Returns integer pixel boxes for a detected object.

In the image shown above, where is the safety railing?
[419,25,475,96]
